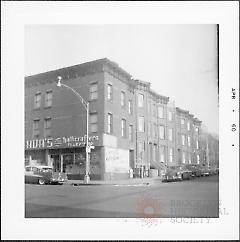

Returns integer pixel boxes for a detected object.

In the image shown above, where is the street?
[25,175,219,218]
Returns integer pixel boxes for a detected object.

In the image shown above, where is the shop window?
[154,123,158,138]
[138,116,145,132]
[152,145,156,162]
[182,152,186,164]
[121,119,126,138]
[44,117,52,137]
[33,119,40,138]
[107,113,113,134]
[45,90,53,108]
[90,113,98,133]
[90,83,98,100]
[189,153,192,164]
[138,93,144,108]
[107,84,113,101]
[34,92,41,109]
[138,141,145,160]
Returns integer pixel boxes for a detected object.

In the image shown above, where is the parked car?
[162,166,182,182]
[183,164,202,178]
[25,165,65,185]
[199,166,210,176]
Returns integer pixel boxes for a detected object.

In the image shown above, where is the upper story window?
[45,90,53,108]
[195,127,199,134]
[196,140,199,149]
[138,141,145,158]
[34,92,41,109]
[90,113,98,133]
[187,136,191,147]
[90,83,98,100]
[148,122,152,137]
[153,103,157,117]
[159,125,165,140]
[158,106,164,119]
[181,134,185,146]
[181,118,185,125]
[187,122,191,131]
[138,116,145,132]
[168,111,173,121]
[107,84,113,101]
[107,113,113,134]
[182,152,186,164]
[44,117,52,138]
[128,100,133,114]
[138,93,144,108]
[33,119,40,138]
[169,148,173,163]
[160,146,165,162]
[197,154,200,164]
[129,125,133,142]
[154,123,158,138]
[189,153,192,164]
[121,119,127,138]
[168,128,173,141]
[121,91,126,107]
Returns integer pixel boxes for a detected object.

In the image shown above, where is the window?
[128,100,133,114]
[152,145,156,162]
[182,152,186,164]
[90,83,98,100]
[154,123,158,138]
[121,119,126,138]
[159,125,165,140]
[121,91,126,107]
[195,127,199,134]
[168,128,173,141]
[148,122,152,137]
[138,141,145,160]
[181,118,185,125]
[129,125,133,142]
[33,119,40,138]
[158,106,164,119]
[45,90,53,108]
[153,103,156,117]
[181,134,185,146]
[34,92,41,109]
[138,116,145,132]
[169,148,173,163]
[187,122,190,131]
[168,111,173,121]
[197,155,200,164]
[189,153,191,164]
[196,140,199,149]
[160,146,165,162]
[107,84,113,101]
[187,136,191,147]
[138,93,144,107]
[107,113,113,134]
[90,113,98,133]
[44,117,52,137]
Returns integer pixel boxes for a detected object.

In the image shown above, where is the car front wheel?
[38,179,45,185]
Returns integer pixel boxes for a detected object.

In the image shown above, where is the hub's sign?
[25,135,99,150]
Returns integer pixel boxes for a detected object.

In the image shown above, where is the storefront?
[25,135,103,180]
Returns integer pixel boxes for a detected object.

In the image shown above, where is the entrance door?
[129,150,134,169]
[51,155,60,172]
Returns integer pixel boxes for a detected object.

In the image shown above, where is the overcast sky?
[25,24,219,135]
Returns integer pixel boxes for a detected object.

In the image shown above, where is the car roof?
[25,165,53,169]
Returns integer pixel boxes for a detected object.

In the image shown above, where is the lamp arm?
[60,83,88,110]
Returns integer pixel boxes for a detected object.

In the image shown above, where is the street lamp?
[57,76,90,184]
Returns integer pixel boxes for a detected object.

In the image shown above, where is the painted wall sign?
[105,147,129,173]
[25,135,99,150]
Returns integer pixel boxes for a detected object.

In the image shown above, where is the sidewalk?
[64,177,162,186]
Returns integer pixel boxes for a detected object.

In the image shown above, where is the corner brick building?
[25,58,204,180]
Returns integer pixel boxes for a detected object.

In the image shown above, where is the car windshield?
[41,168,53,172]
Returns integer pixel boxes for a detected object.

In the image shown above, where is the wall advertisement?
[104,147,129,173]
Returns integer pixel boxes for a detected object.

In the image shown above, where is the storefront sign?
[25,135,99,150]
[105,147,129,173]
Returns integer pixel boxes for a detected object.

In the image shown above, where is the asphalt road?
[25,175,219,218]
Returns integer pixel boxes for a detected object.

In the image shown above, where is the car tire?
[38,179,45,185]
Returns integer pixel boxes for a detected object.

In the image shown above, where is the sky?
[25,24,219,135]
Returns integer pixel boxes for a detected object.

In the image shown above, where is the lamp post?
[57,76,90,184]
